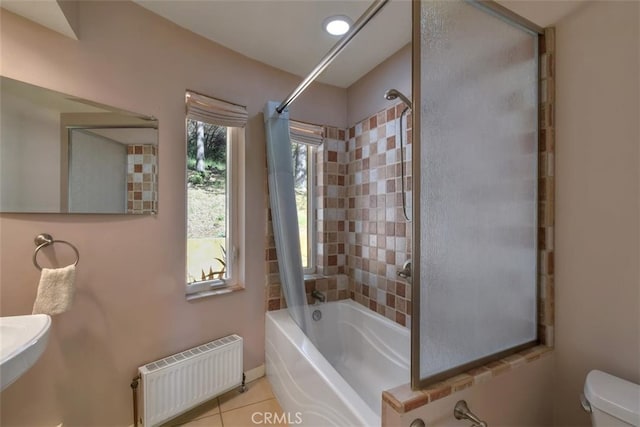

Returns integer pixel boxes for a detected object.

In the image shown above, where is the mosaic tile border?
[538,28,555,347]
[383,346,553,413]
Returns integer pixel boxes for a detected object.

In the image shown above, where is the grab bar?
[33,233,80,270]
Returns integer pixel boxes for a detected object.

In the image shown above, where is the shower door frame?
[410,0,546,389]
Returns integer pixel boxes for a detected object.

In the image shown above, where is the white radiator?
[138,334,243,427]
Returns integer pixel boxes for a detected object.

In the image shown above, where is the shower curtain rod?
[276,0,389,114]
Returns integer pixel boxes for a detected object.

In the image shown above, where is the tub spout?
[311,290,326,304]
[397,259,412,280]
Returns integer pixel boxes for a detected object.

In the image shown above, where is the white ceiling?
[133,0,586,88]
[4,0,587,89]
[134,0,412,88]
[1,0,78,39]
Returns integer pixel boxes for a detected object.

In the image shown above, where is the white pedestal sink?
[0,314,51,391]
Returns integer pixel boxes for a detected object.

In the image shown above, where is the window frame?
[185,122,242,297]
[300,143,316,275]
[289,119,322,276]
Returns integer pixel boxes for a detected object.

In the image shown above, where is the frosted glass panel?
[418,1,538,380]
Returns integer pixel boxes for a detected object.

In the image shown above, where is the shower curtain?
[264,101,310,333]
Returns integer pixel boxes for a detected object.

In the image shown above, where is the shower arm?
[276,0,389,114]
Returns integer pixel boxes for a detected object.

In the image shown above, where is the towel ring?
[33,233,80,271]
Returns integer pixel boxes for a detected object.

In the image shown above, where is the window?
[185,91,246,297]
[289,120,323,275]
[291,141,314,273]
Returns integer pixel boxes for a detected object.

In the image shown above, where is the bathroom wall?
[315,127,348,277]
[0,91,61,211]
[346,105,413,327]
[265,128,350,311]
[264,110,415,329]
[554,1,640,425]
[347,43,411,126]
[383,354,555,427]
[67,131,127,213]
[0,3,346,426]
[343,43,413,326]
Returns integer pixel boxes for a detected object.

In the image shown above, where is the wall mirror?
[0,76,159,214]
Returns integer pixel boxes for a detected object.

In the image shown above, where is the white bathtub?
[266,299,410,427]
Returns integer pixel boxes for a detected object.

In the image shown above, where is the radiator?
[137,334,243,427]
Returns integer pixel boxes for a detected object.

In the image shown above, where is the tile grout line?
[218,397,224,427]
[220,396,277,414]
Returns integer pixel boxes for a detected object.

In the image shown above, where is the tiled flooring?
[162,377,288,427]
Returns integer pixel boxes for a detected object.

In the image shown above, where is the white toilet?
[583,370,640,426]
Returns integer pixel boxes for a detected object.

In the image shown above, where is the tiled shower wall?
[537,29,555,347]
[346,104,413,327]
[315,127,347,276]
[265,128,349,311]
[265,105,413,328]
[127,144,157,214]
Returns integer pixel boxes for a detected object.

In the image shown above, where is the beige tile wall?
[127,144,157,214]
[346,103,413,327]
[316,128,348,276]
[265,127,349,311]
[537,29,555,347]
[265,113,413,329]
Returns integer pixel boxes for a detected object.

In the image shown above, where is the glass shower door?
[412,0,540,385]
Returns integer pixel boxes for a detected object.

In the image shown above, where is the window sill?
[186,283,244,301]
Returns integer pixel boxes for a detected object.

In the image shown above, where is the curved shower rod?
[276,0,390,114]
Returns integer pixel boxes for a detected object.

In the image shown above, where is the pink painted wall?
[346,44,411,127]
[385,355,555,426]
[0,2,345,426]
[554,1,640,425]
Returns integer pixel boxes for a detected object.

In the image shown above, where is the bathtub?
[265,299,410,427]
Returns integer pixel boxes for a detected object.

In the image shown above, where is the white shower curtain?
[264,101,309,333]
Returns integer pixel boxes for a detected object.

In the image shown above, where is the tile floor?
[162,377,288,427]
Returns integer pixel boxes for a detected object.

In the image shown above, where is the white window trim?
[185,124,244,297]
[303,146,316,275]
[289,120,322,276]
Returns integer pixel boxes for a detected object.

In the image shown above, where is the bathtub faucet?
[397,259,412,280]
[311,290,326,304]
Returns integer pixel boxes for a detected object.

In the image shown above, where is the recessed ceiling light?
[323,15,352,36]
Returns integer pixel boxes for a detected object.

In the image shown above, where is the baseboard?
[245,364,265,383]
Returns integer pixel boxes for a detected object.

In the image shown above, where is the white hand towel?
[32,265,76,315]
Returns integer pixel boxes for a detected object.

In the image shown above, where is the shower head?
[384,89,412,108]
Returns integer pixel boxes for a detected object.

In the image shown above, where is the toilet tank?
[583,370,640,427]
